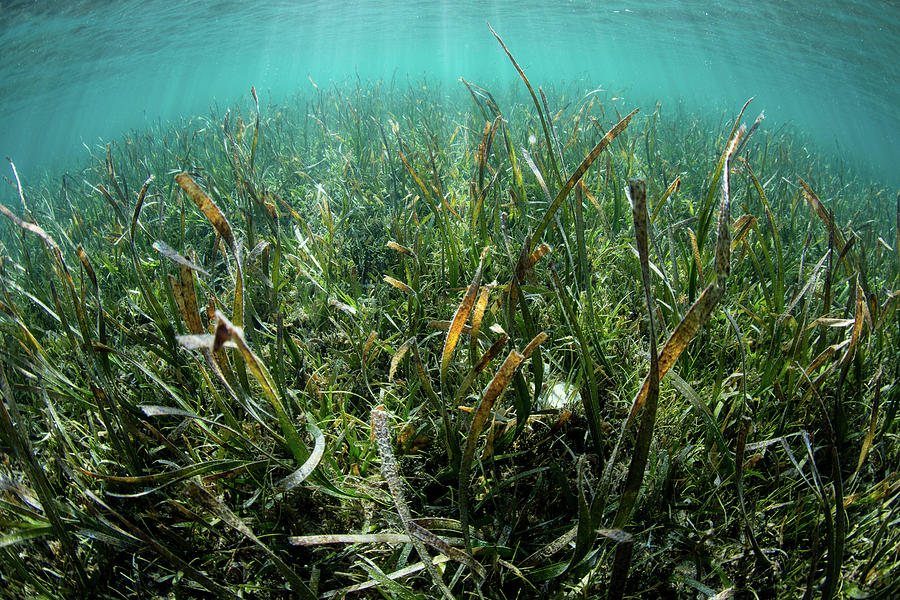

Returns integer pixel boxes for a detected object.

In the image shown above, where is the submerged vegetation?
[1,31,899,600]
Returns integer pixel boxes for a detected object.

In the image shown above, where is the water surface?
[1,0,897,187]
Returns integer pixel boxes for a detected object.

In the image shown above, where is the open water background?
[0,0,897,190]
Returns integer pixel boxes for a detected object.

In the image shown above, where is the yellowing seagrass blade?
[800,178,846,255]
[389,338,415,382]
[175,173,235,251]
[528,242,552,270]
[842,282,868,369]
[627,281,723,425]
[458,347,524,551]
[441,247,488,387]
[468,282,495,357]
[384,275,416,298]
[521,331,549,360]
[387,240,416,259]
[731,214,759,252]
[688,228,704,288]
[650,176,681,223]
[169,273,201,336]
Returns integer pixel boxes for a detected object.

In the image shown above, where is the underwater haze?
[0,0,898,188]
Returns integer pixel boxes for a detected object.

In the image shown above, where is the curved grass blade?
[128,174,154,247]
[5,158,31,215]
[696,98,752,248]
[520,525,577,568]
[0,200,61,254]
[175,176,235,250]
[714,126,744,281]
[320,555,452,598]
[800,178,846,257]
[387,240,417,259]
[650,176,681,223]
[667,371,733,472]
[627,262,723,427]
[409,520,485,579]
[175,173,245,336]
[75,245,108,360]
[384,274,417,299]
[522,147,553,204]
[850,365,882,485]
[276,420,326,491]
[77,459,257,486]
[93,183,127,230]
[468,281,495,362]
[389,337,415,382]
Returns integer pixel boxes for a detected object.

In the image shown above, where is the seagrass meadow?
[1,31,900,600]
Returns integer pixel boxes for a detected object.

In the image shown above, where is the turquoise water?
[1,0,897,187]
